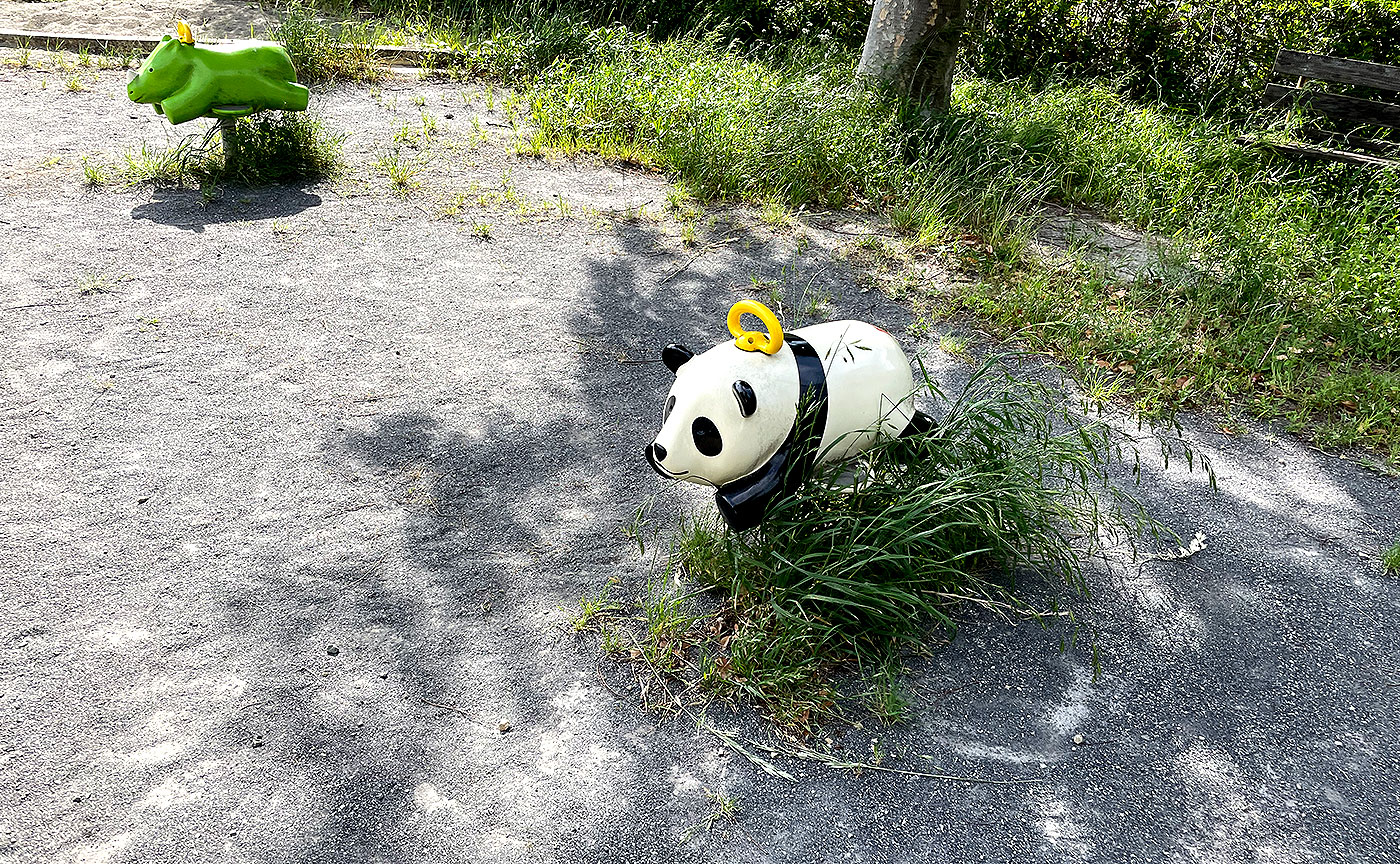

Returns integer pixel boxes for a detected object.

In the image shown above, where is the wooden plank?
[1265,83,1400,130]
[1237,134,1400,169]
[1272,49,1400,93]
[0,28,463,68]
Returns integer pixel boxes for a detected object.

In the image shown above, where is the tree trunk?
[857,0,969,113]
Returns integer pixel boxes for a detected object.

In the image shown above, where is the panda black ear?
[662,344,694,374]
[733,380,757,417]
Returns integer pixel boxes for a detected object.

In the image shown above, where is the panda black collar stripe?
[714,334,829,532]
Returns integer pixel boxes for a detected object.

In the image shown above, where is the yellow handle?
[176,19,195,44]
[727,300,784,355]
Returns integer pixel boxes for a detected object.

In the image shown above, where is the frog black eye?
[692,416,722,457]
[733,381,757,418]
[663,395,676,422]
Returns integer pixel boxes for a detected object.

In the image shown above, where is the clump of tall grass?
[530,34,1052,245]
[118,113,343,188]
[272,0,385,83]
[223,113,345,185]
[595,356,1178,729]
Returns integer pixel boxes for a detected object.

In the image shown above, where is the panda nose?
[651,443,667,461]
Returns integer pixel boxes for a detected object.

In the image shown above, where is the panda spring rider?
[646,301,932,531]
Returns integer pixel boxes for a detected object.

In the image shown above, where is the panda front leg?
[899,409,937,438]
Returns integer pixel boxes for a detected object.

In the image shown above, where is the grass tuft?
[117,113,343,188]
[586,355,1186,730]
[223,113,345,185]
[376,148,425,193]
[1383,540,1400,575]
[272,0,385,84]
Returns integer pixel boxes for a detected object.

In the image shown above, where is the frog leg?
[159,89,208,125]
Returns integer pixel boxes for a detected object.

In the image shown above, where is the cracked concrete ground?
[3,63,1400,864]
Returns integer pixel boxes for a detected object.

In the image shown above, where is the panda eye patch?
[692,417,723,457]
[663,395,676,422]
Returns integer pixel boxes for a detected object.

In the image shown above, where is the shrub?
[965,0,1400,115]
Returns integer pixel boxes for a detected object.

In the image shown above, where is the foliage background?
[372,0,1400,113]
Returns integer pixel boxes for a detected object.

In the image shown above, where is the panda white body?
[647,317,924,530]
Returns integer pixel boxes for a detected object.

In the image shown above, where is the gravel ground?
[3,63,1400,864]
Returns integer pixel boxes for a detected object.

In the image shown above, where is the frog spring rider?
[127,20,309,168]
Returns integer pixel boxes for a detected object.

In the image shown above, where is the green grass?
[223,113,345,185]
[115,113,343,188]
[271,0,385,84]
[376,147,425,193]
[80,157,106,186]
[583,356,1186,730]
[1383,540,1400,575]
[517,30,1400,463]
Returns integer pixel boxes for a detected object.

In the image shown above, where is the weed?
[759,198,790,227]
[123,142,206,186]
[438,192,469,218]
[1383,541,1400,575]
[376,148,424,194]
[271,0,383,83]
[64,75,84,92]
[222,113,345,185]
[76,272,115,296]
[621,495,655,555]
[574,584,621,632]
[937,334,967,356]
[591,353,1192,729]
[80,158,106,186]
[471,221,493,240]
[863,661,911,725]
[681,790,738,842]
[599,619,626,654]
[800,287,830,320]
[120,113,342,188]
[392,115,440,150]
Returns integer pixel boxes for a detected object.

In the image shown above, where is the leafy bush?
[966,0,1400,114]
